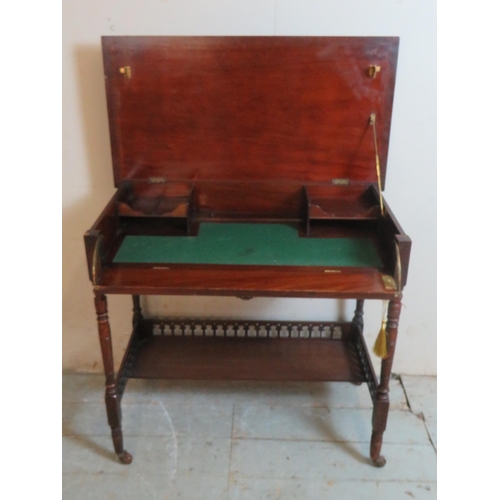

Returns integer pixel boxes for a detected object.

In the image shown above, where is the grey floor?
[63,374,436,499]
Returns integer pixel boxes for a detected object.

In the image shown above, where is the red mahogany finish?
[85,36,410,467]
[102,36,398,187]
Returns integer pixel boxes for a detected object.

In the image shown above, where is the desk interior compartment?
[117,182,195,233]
[305,184,380,234]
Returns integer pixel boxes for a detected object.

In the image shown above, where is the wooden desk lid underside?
[102,36,398,188]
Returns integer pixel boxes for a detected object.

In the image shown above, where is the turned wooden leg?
[132,295,143,327]
[370,297,402,467]
[350,300,365,386]
[353,299,364,332]
[95,292,133,464]
[132,294,153,340]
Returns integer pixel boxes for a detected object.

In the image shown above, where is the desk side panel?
[84,188,126,282]
[377,197,411,289]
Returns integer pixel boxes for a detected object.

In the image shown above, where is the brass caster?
[372,455,386,468]
[118,451,133,464]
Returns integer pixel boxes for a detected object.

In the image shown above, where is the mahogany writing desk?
[84,36,411,467]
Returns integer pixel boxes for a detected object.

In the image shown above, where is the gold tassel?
[373,301,389,359]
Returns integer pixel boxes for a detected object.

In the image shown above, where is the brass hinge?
[331,178,350,186]
[368,65,381,78]
[381,275,396,291]
[119,66,132,79]
[148,177,167,183]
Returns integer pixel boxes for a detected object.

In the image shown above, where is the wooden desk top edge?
[96,265,400,300]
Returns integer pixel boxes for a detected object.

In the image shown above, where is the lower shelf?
[127,336,366,382]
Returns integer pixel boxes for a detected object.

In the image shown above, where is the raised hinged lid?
[102,36,398,188]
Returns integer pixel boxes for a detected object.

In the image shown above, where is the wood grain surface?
[102,36,398,187]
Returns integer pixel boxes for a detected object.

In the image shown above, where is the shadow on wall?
[63,44,125,372]
[62,44,350,373]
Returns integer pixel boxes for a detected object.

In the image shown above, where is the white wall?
[63,0,436,375]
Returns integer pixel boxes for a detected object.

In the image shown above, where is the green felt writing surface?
[113,223,383,267]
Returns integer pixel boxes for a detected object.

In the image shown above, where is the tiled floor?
[63,374,436,499]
